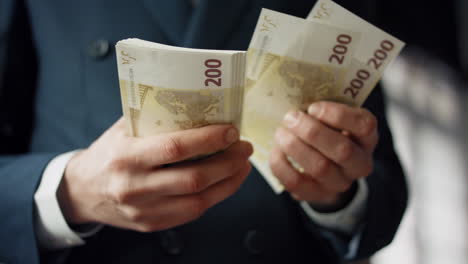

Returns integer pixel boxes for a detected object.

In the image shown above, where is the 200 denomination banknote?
[243,8,362,193]
[308,0,405,106]
[116,39,246,137]
[244,3,404,193]
[115,0,404,195]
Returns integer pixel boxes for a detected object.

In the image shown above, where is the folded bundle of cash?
[116,39,246,137]
[243,0,405,193]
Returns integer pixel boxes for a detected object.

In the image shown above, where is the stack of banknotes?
[116,0,405,193]
[116,39,246,137]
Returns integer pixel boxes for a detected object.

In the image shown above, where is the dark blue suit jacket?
[0,0,407,263]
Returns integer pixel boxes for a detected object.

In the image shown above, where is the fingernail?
[283,111,300,128]
[225,127,239,144]
[308,104,321,116]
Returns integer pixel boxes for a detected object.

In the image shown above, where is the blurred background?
[367,0,468,263]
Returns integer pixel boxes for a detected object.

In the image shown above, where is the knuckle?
[108,176,133,204]
[325,104,345,124]
[196,130,217,149]
[238,165,251,183]
[269,150,282,171]
[161,136,185,161]
[125,207,145,222]
[112,189,132,205]
[243,162,253,176]
[227,157,245,174]
[282,133,299,151]
[335,141,354,163]
[360,109,378,136]
[313,157,331,176]
[348,159,373,180]
[304,122,321,142]
[336,180,353,193]
[136,222,159,233]
[269,160,282,179]
[269,162,280,178]
[188,197,207,219]
[269,155,300,191]
[183,170,205,193]
[295,110,307,124]
[362,159,374,177]
[283,174,300,191]
[107,155,129,172]
[269,153,296,189]
[334,112,347,125]
[207,130,223,147]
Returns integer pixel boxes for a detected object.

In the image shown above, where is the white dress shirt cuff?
[34,151,103,250]
[299,178,368,234]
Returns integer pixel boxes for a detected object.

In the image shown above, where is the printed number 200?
[328,34,353,65]
[205,59,222,87]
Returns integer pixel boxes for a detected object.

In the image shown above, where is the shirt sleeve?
[34,151,103,250]
[299,178,369,234]
[299,179,369,259]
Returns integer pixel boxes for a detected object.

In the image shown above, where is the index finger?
[128,124,239,167]
[306,102,378,151]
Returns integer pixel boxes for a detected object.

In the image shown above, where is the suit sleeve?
[0,1,61,263]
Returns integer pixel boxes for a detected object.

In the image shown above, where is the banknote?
[308,0,405,106]
[116,39,246,137]
[243,8,362,193]
[115,1,405,195]
[246,9,309,82]
[245,2,404,193]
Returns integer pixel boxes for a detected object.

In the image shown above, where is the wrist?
[307,181,358,213]
[58,151,92,225]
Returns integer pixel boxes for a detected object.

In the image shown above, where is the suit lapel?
[141,0,193,45]
[183,0,251,49]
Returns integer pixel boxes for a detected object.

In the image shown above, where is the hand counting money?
[243,1,405,193]
[115,0,404,194]
[242,8,363,192]
[116,39,246,137]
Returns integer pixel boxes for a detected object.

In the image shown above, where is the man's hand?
[270,101,378,210]
[57,118,253,232]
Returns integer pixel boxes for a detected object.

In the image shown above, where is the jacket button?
[159,230,184,256]
[88,39,110,60]
[244,230,264,255]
